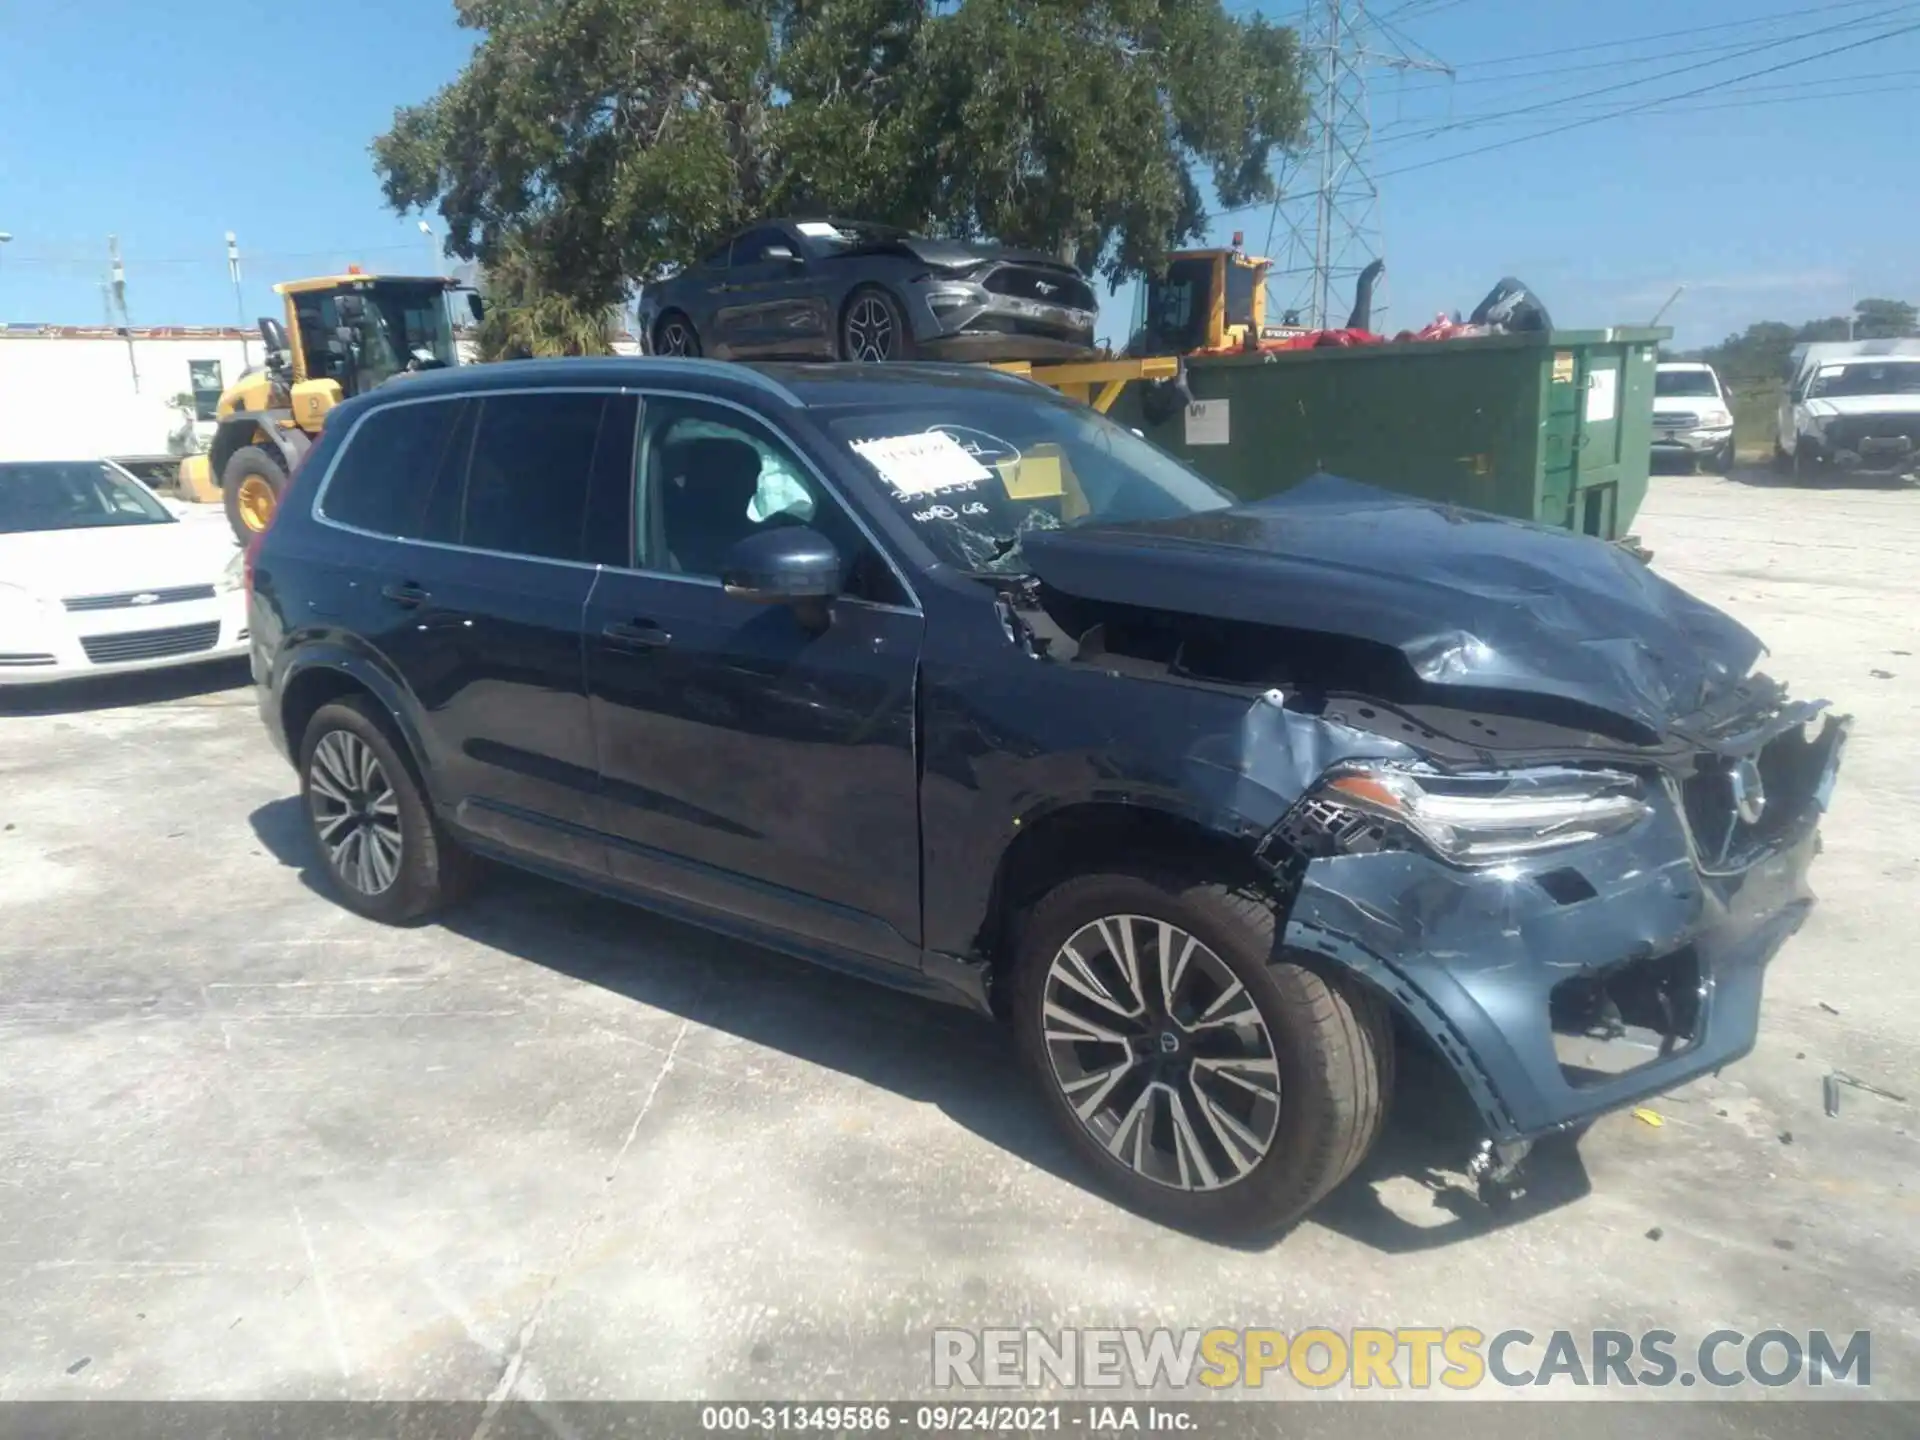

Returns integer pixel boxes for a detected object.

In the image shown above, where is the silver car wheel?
[844,295,895,361]
[1042,914,1281,1191]
[656,318,697,356]
[308,730,403,897]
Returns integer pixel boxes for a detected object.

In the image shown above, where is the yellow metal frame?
[993,356,1180,413]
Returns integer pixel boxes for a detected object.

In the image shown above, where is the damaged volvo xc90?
[250,358,1849,1237]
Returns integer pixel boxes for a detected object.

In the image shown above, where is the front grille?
[0,652,57,667]
[80,622,222,665]
[1654,411,1701,431]
[1823,415,1920,453]
[1680,724,1831,869]
[982,265,1096,313]
[64,584,216,613]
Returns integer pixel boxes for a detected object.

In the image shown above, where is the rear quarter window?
[319,399,471,539]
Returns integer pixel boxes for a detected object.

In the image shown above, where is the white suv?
[1652,362,1735,473]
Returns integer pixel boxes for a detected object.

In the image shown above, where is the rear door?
[582,393,924,970]
[314,388,633,873]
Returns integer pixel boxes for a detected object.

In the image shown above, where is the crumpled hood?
[1019,476,1763,736]
[891,236,1081,273]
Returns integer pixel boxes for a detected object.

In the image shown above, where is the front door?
[315,389,634,873]
[714,227,833,358]
[583,393,924,971]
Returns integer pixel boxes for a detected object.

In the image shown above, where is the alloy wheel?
[307,731,404,896]
[656,318,697,356]
[1041,914,1281,1191]
[844,296,895,361]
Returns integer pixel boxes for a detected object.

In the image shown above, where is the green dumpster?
[1116,326,1668,541]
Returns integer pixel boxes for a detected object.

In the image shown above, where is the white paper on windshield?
[1585,368,1618,424]
[851,432,995,497]
[795,222,845,239]
[1184,399,1230,445]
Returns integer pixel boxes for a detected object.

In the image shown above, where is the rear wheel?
[299,698,473,924]
[653,311,701,357]
[222,445,289,545]
[839,286,913,362]
[1011,870,1392,1237]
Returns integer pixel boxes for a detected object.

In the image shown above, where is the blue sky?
[2,0,1915,350]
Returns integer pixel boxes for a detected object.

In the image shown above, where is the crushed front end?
[1265,680,1849,1144]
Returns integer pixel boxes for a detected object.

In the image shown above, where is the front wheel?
[299,698,473,924]
[653,312,702,357]
[839,287,914,362]
[222,445,289,545]
[1012,870,1392,1236]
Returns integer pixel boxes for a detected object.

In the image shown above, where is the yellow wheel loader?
[177,271,473,543]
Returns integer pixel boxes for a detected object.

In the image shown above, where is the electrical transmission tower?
[1264,2,1450,330]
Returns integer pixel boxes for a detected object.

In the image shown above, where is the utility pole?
[227,231,251,366]
[1265,2,1451,330]
[109,234,139,391]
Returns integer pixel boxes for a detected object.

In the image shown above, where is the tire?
[1792,440,1828,486]
[298,697,473,924]
[1011,870,1392,1237]
[1771,442,1793,474]
[1706,442,1733,475]
[222,445,289,545]
[839,286,914,363]
[653,311,701,357]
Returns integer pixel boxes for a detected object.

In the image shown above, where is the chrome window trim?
[310,385,627,575]
[306,381,921,614]
[618,386,922,615]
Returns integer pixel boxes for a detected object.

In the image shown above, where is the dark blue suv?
[249,357,1847,1235]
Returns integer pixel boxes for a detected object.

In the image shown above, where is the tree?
[471,238,616,360]
[373,0,1306,305]
[1854,297,1918,340]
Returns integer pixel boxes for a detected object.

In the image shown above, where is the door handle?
[381,582,431,608]
[602,620,672,650]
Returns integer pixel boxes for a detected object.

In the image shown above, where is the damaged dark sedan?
[637,219,1099,364]
[251,358,1849,1238]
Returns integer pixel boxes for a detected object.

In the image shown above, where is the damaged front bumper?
[1271,707,1850,1143]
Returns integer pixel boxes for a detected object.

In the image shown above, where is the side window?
[637,398,905,606]
[731,227,791,267]
[462,393,608,562]
[320,399,470,539]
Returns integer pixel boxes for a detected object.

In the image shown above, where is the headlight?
[1299,764,1652,866]
[219,548,246,593]
[1699,407,1732,428]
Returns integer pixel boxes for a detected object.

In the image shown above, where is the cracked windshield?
[830,394,1233,572]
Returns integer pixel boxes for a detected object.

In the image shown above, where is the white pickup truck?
[1652,361,1735,472]
[1778,338,1920,479]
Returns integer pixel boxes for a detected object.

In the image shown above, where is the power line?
[1432,0,1905,69]
[1,242,424,269]
[1378,2,1915,147]
[1389,66,1920,127]
[1216,11,1920,221]
[1371,16,1920,180]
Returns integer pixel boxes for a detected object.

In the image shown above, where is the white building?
[0,323,643,470]
[0,325,257,463]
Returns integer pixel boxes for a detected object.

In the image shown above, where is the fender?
[273,638,445,808]
[211,413,311,479]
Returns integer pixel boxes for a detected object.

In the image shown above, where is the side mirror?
[764,245,802,267]
[721,526,841,612]
[467,293,485,322]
